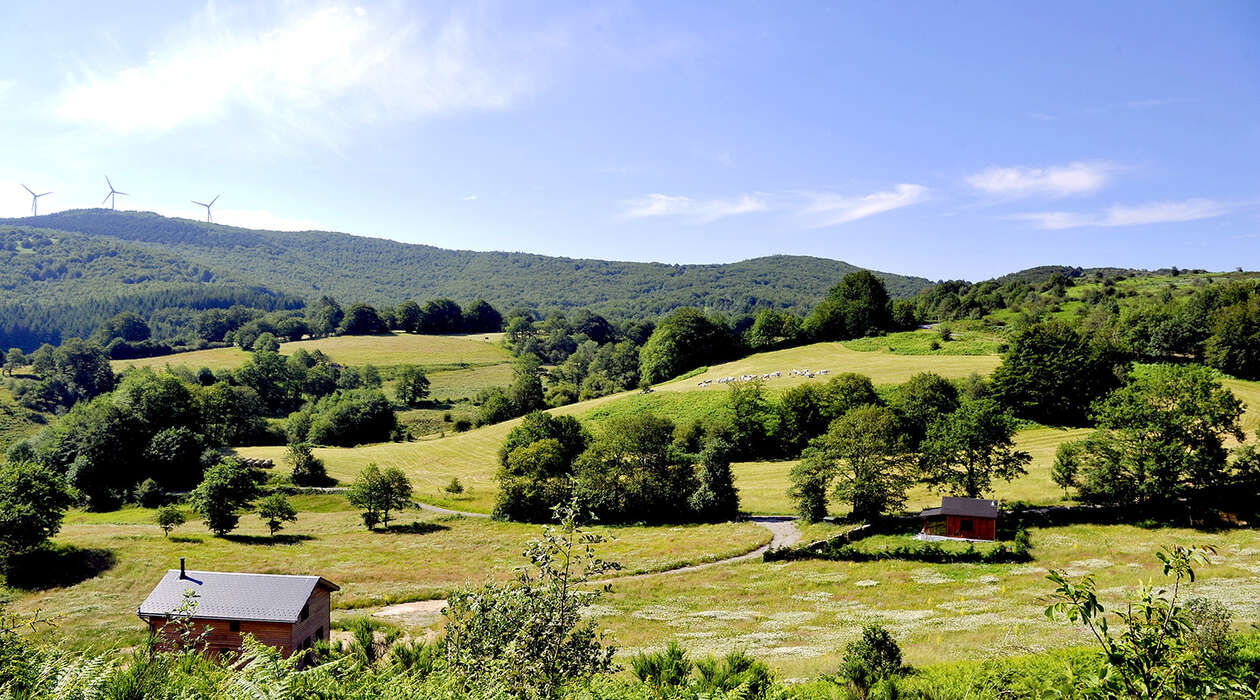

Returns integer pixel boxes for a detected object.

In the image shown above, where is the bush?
[444,477,464,495]
[287,389,397,447]
[453,418,472,432]
[843,625,903,693]
[286,442,329,487]
[135,477,165,508]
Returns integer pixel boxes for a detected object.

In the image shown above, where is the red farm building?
[138,559,338,658]
[919,497,999,541]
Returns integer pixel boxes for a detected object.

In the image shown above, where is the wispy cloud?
[966,161,1114,198]
[622,184,927,226]
[623,193,769,222]
[800,184,928,227]
[55,3,542,137]
[1013,198,1230,230]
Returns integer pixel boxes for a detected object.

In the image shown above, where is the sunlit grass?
[11,498,769,652]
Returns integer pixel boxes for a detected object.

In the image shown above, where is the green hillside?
[0,209,932,350]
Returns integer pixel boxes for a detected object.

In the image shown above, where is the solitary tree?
[155,505,186,538]
[347,464,413,529]
[257,493,298,537]
[919,398,1031,498]
[2,348,25,377]
[789,405,916,521]
[393,365,431,406]
[189,460,262,536]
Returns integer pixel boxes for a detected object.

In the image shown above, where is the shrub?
[286,442,329,487]
[155,505,186,537]
[453,418,472,432]
[843,625,903,693]
[444,477,464,495]
[631,641,693,692]
[135,477,165,508]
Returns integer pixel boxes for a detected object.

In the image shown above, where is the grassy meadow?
[588,521,1260,677]
[112,332,512,376]
[10,494,770,651]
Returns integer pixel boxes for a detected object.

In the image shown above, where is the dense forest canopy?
[0,210,932,350]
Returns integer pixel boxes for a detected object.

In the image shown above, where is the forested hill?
[0,209,931,346]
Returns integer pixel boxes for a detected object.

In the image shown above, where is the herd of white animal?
[696,368,830,387]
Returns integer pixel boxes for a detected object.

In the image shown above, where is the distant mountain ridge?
[0,210,931,342]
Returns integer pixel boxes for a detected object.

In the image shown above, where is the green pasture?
[842,326,1006,355]
[657,343,1000,393]
[112,332,511,373]
[586,522,1260,677]
[8,496,769,652]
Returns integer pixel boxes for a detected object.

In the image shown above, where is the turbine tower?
[102,176,128,210]
[191,195,219,223]
[22,185,51,216]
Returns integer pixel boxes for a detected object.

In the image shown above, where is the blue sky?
[0,1,1256,280]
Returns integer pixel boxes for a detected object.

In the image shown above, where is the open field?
[112,332,511,373]
[8,495,770,651]
[842,326,1006,355]
[583,521,1260,676]
[280,332,510,368]
[657,343,1000,392]
[111,346,250,372]
[732,427,1090,515]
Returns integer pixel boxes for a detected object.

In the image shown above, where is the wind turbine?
[102,176,128,210]
[22,185,51,216]
[191,195,219,223]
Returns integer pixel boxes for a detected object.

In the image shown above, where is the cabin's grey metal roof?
[138,570,338,623]
[921,497,998,519]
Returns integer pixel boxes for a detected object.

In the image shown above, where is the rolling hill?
[0,209,933,350]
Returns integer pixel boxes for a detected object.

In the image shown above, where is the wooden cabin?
[137,559,338,657]
[919,497,998,541]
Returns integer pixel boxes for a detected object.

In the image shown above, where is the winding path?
[372,507,801,622]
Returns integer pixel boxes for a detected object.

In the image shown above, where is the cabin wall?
[147,616,298,656]
[290,587,332,651]
[945,515,996,540]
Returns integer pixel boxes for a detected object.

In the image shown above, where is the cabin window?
[229,621,240,632]
[300,604,309,621]
[316,626,324,640]
[960,518,973,533]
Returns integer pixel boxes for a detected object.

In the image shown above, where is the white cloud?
[1013,198,1229,230]
[55,3,540,136]
[622,185,926,226]
[622,193,769,222]
[801,184,928,227]
[966,161,1114,198]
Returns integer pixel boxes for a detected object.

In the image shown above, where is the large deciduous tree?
[919,398,1030,498]
[788,405,916,521]
[802,270,893,341]
[189,460,262,536]
[1052,364,1244,510]
[347,463,413,529]
[0,461,73,564]
[990,321,1128,425]
[638,308,739,385]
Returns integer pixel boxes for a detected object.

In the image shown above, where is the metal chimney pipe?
[180,558,186,579]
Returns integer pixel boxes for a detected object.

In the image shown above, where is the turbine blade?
[192,200,207,207]
[209,195,220,206]
[22,184,34,195]
[38,192,51,197]
[103,194,112,205]
[105,175,113,189]
[117,191,129,196]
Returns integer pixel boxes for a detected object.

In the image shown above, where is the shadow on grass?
[221,533,316,545]
[4,544,116,590]
[380,521,450,535]
[168,535,206,544]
